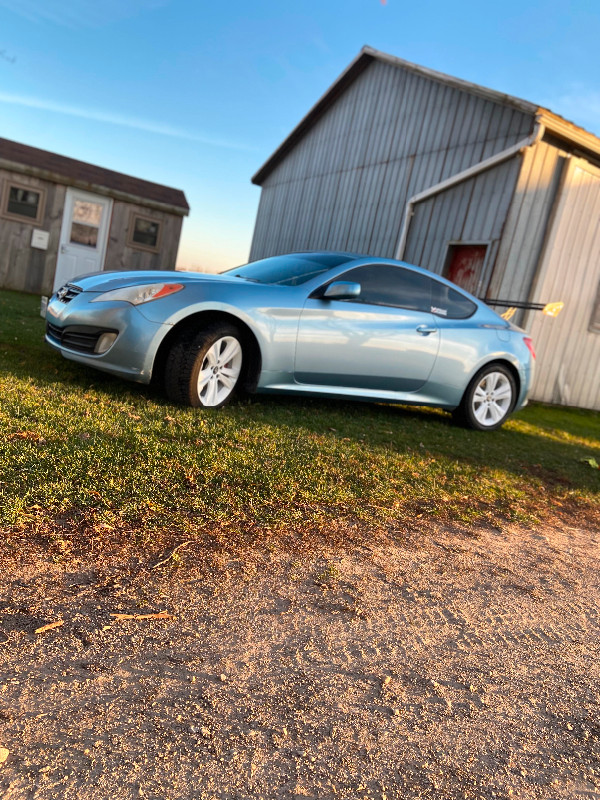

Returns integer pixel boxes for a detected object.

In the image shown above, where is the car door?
[294,264,440,393]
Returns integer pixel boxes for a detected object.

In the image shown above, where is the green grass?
[1,289,598,539]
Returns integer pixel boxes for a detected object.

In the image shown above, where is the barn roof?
[252,45,600,186]
[0,137,189,215]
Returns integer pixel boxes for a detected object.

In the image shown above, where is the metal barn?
[0,137,189,297]
[250,47,600,411]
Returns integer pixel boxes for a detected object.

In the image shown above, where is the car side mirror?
[319,281,361,300]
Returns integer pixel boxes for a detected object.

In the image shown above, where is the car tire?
[165,322,244,408]
[454,364,517,431]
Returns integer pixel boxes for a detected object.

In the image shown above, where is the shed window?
[129,214,161,251]
[1,182,45,224]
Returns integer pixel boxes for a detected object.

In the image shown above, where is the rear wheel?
[455,364,516,431]
[165,322,244,408]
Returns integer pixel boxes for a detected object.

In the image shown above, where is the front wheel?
[454,365,517,431]
[165,323,244,408]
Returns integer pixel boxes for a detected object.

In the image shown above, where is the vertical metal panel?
[427,180,474,267]
[308,171,342,250]
[350,162,387,253]
[368,157,414,256]
[249,185,275,260]
[325,167,363,250]
[488,141,566,308]
[527,159,600,409]
[367,63,400,165]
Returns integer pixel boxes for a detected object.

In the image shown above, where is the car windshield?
[225,253,355,286]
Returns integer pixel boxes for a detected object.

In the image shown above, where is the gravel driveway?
[1,517,599,799]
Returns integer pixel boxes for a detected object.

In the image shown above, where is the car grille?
[56,284,82,303]
[46,323,117,354]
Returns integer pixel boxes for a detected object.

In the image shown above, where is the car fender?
[463,350,529,409]
[141,299,299,376]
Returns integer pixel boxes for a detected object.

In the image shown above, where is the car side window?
[331,265,432,312]
[431,279,477,319]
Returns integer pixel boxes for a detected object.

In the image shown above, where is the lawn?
[1,289,598,542]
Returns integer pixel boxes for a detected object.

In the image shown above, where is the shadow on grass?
[237,395,600,495]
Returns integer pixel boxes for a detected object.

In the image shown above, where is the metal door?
[443,243,488,295]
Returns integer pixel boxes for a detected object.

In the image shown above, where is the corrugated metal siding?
[487,140,566,318]
[402,156,522,286]
[250,59,533,261]
[526,158,600,410]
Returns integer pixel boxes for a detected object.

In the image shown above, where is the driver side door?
[294,264,440,393]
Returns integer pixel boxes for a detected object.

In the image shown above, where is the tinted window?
[226,253,354,286]
[331,265,432,312]
[431,280,477,319]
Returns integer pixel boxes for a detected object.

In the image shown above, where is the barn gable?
[250,50,535,266]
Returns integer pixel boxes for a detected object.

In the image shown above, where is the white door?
[53,189,113,291]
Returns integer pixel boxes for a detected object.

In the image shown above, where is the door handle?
[60,244,68,254]
[416,325,437,335]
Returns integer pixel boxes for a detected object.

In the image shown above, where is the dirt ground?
[1,516,599,800]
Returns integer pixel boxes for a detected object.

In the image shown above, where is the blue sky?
[1,0,599,271]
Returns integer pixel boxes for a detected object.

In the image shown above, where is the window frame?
[0,180,46,226]
[127,212,163,253]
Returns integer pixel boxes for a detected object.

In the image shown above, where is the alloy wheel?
[471,371,514,427]
[197,336,243,407]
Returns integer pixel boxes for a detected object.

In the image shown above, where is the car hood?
[63,270,242,293]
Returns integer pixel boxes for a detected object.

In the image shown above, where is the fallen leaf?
[581,457,599,470]
[35,620,64,635]
[7,431,40,440]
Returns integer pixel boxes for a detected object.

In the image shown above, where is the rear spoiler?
[482,299,564,322]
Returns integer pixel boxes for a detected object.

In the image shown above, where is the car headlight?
[91,283,184,305]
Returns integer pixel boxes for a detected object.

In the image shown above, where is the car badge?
[57,285,69,300]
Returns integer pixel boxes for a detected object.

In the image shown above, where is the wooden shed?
[0,137,189,296]
[250,47,600,411]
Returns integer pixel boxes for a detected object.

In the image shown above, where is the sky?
[0,0,599,272]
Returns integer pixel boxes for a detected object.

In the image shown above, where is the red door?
[444,244,487,295]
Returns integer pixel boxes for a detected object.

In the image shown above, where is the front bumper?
[45,291,171,384]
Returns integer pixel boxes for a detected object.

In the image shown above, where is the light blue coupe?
[45,252,535,430]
